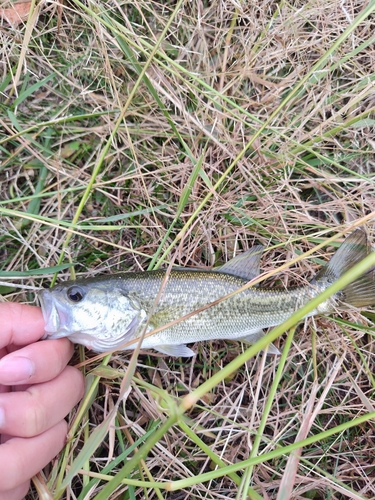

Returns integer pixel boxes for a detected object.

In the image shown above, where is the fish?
[39,229,375,357]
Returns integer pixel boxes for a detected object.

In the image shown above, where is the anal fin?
[234,330,280,355]
[155,344,196,357]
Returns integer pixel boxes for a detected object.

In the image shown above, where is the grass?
[1,0,375,498]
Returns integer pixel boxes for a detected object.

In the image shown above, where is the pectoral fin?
[155,344,196,357]
[150,306,182,328]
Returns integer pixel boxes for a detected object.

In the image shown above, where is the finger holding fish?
[0,339,73,386]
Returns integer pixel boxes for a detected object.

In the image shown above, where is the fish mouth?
[39,289,69,339]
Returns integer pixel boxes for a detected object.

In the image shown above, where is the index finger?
[0,303,45,349]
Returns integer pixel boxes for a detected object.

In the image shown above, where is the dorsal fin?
[214,245,263,281]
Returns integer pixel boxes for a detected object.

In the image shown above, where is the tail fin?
[316,229,375,307]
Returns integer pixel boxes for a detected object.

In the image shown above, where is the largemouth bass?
[39,230,375,357]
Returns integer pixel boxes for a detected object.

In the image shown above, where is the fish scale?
[119,272,317,340]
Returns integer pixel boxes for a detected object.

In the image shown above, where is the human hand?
[0,303,84,500]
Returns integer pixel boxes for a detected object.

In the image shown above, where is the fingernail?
[0,407,4,428]
[0,356,35,384]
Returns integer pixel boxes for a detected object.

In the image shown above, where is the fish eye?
[67,286,85,303]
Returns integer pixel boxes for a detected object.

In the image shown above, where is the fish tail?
[316,229,375,307]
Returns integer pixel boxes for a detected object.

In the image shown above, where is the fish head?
[39,281,145,352]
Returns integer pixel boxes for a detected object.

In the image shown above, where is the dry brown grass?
[1,0,375,498]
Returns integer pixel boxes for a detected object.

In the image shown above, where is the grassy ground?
[1,0,375,498]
